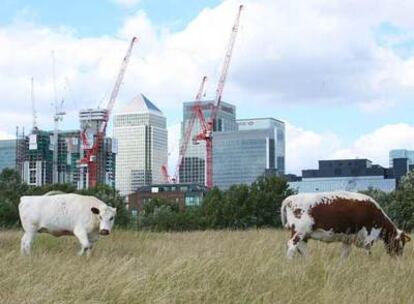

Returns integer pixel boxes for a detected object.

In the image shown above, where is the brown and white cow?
[281,191,410,258]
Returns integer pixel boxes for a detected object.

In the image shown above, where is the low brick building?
[128,183,207,216]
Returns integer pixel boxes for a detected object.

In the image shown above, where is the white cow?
[19,192,117,257]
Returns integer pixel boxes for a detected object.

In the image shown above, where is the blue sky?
[0,0,222,35]
[2,0,414,174]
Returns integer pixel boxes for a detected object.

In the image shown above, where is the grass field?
[0,229,413,304]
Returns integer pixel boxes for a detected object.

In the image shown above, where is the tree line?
[2,167,414,232]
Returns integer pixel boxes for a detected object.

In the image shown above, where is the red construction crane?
[161,76,208,183]
[80,37,138,188]
[194,5,243,188]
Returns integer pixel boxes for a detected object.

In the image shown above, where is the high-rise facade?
[0,139,16,172]
[212,118,285,189]
[113,94,167,196]
[179,100,237,185]
[17,126,115,188]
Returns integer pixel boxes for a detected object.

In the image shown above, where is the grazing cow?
[19,192,117,257]
[281,191,410,258]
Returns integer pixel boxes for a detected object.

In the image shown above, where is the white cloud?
[286,123,341,174]
[3,0,414,176]
[286,123,414,175]
[332,123,414,166]
[167,123,181,177]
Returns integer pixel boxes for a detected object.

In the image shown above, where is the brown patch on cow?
[292,234,301,245]
[309,198,402,254]
[309,198,394,235]
[293,208,302,219]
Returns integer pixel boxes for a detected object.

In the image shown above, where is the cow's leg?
[86,233,99,257]
[73,227,91,257]
[21,230,37,256]
[364,241,374,256]
[287,233,307,259]
[341,242,352,259]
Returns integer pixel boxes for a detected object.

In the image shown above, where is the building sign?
[29,134,37,150]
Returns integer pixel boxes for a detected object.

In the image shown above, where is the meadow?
[0,229,413,304]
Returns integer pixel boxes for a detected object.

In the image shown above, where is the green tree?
[388,172,414,231]
[0,168,28,227]
[249,176,295,227]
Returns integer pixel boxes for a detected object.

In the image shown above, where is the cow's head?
[386,229,411,256]
[91,206,117,235]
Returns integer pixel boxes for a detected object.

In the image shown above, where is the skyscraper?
[0,139,16,172]
[113,94,167,196]
[179,100,237,185]
[212,118,286,189]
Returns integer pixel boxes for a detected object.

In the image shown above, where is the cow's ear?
[112,207,117,214]
[91,207,100,215]
[403,233,411,242]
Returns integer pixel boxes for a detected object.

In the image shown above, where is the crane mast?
[80,37,138,188]
[161,76,208,183]
[194,5,243,188]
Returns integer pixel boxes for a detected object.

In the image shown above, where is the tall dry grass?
[0,229,413,304]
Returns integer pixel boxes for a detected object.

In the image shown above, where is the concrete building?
[0,139,16,172]
[113,94,167,196]
[287,159,396,193]
[179,100,237,185]
[212,118,286,189]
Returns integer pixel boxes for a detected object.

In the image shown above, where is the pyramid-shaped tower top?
[117,94,163,116]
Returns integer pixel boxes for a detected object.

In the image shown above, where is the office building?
[179,100,237,185]
[287,159,396,193]
[0,139,16,172]
[113,94,167,196]
[212,118,285,189]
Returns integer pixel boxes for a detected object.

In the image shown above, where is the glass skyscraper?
[179,100,237,185]
[113,94,167,196]
[0,139,16,172]
[212,118,286,189]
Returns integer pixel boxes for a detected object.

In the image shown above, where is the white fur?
[19,193,116,257]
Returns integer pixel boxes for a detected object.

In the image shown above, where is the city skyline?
[2,0,414,174]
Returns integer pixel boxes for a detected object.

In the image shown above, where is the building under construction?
[16,120,116,188]
[78,108,117,189]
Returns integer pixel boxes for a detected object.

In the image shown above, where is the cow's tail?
[43,190,65,196]
[280,199,289,229]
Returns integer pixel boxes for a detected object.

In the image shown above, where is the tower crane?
[193,5,243,188]
[80,36,138,188]
[161,76,208,183]
[51,51,66,184]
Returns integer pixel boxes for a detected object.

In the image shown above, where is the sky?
[2,0,414,175]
